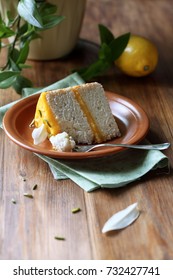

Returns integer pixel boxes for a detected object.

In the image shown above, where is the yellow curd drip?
[72,86,105,143]
[34,92,61,135]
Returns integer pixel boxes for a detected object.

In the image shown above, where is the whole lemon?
[115,35,158,77]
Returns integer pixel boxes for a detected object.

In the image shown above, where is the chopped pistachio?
[71,207,81,214]
[38,110,42,117]
[54,236,65,241]
[43,119,51,127]
[33,184,38,190]
[11,198,16,204]
[23,193,33,199]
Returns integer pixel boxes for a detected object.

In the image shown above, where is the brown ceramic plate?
[3,92,149,159]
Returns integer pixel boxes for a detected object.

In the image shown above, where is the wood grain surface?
[0,0,173,260]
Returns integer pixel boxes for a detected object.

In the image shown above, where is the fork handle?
[96,143,170,150]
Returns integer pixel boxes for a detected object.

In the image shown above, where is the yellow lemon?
[115,35,158,77]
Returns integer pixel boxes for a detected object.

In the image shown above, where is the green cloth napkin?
[0,73,169,192]
[37,149,168,192]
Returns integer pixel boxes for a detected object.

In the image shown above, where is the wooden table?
[0,0,173,260]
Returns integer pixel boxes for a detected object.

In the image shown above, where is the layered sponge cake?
[34,82,120,144]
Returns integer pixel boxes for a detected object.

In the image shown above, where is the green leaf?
[109,32,131,61]
[78,60,111,81]
[17,0,43,28]
[41,15,65,29]
[99,24,114,45]
[16,41,30,64]
[99,43,112,63]
[6,11,15,25]
[12,75,33,94]
[0,71,20,82]
[9,48,20,63]
[76,24,130,81]
[9,58,20,71]
[0,71,20,89]
[20,24,39,42]
[18,63,32,69]
[39,3,58,16]
[17,22,29,38]
[0,76,17,89]
[36,2,64,30]
[0,22,15,38]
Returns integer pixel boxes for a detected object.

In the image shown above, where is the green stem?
[9,15,20,29]
[1,16,21,71]
[10,16,21,55]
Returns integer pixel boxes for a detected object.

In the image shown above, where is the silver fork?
[74,142,170,153]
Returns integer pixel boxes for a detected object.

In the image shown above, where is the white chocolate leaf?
[32,123,48,145]
[102,202,140,233]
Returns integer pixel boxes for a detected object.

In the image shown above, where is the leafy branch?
[77,24,130,81]
[0,0,64,94]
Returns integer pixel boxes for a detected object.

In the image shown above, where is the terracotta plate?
[3,92,149,159]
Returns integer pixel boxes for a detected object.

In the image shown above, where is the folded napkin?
[0,73,169,192]
[37,149,168,192]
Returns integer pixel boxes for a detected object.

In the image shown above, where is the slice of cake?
[34,82,120,144]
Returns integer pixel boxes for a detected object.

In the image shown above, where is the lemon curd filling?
[34,92,61,135]
[72,86,105,143]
